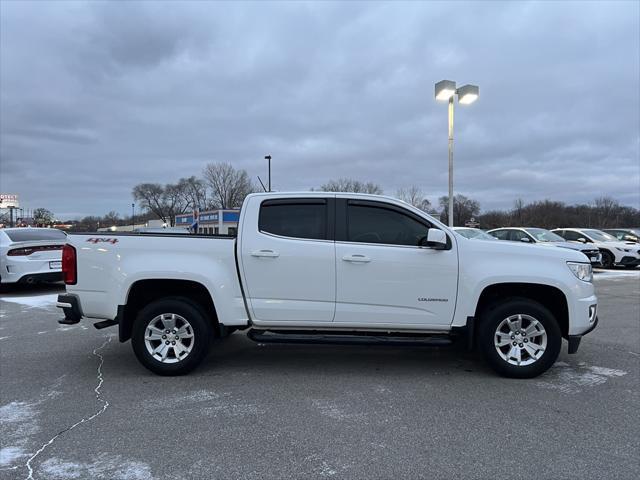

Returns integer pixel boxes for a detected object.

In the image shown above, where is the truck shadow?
[196,332,494,378]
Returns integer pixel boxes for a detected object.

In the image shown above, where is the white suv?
[551,228,640,269]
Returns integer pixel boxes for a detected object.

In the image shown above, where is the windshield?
[525,228,565,242]
[4,228,67,242]
[455,228,496,240]
[584,229,617,242]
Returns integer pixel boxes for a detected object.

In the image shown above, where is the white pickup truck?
[57,192,598,378]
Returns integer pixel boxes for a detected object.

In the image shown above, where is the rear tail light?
[7,245,64,256]
[62,244,77,285]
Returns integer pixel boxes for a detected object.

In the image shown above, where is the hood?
[601,241,640,256]
[546,241,596,252]
[463,236,587,262]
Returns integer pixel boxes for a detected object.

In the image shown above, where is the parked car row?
[453,226,640,269]
[3,223,639,286]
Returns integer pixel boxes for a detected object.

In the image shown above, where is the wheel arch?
[474,282,569,339]
[118,279,220,342]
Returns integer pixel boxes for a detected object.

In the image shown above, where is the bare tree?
[439,194,480,226]
[163,183,190,225]
[103,211,120,226]
[593,196,620,228]
[132,182,189,226]
[203,162,255,209]
[317,178,383,194]
[33,208,55,226]
[177,176,209,211]
[133,183,167,223]
[396,186,432,212]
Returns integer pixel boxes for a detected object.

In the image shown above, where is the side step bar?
[247,329,452,347]
[93,319,118,330]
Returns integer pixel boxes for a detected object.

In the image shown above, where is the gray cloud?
[0,0,638,218]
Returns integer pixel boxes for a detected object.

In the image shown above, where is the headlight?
[567,262,593,282]
[615,247,630,252]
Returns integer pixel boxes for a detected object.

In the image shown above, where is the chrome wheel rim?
[494,314,547,366]
[144,313,194,364]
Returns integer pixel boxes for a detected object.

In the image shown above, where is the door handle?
[251,249,280,258]
[342,254,371,263]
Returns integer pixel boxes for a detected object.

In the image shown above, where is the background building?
[175,209,240,235]
[0,194,20,227]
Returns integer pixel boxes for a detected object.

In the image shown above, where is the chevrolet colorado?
[57,192,598,378]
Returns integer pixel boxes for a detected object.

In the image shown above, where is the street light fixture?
[434,79,479,227]
[264,155,272,192]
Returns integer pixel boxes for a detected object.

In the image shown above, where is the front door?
[240,197,336,323]
[334,199,458,327]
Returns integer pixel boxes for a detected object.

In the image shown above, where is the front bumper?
[583,251,602,266]
[617,256,640,266]
[567,316,598,354]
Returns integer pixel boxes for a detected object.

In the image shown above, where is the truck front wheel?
[131,297,213,376]
[478,298,561,378]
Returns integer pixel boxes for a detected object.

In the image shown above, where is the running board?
[93,319,118,330]
[247,329,452,347]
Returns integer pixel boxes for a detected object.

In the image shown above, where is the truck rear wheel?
[131,297,213,376]
[478,298,561,378]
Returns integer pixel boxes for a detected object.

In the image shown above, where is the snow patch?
[0,446,27,467]
[0,401,38,428]
[1,294,58,309]
[40,455,155,480]
[25,338,112,480]
[536,362,628,394]
[593,270,640,281]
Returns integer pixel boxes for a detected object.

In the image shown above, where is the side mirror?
[520,237,531,243]
[577,237,587,243]
[420,229,447,249]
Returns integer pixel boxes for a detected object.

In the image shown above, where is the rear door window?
[509,230,531,242]
[489,229,510,240]
[259,199,327,240]
[562,230,582,241]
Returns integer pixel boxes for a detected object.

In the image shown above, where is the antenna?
[257,176,267,192]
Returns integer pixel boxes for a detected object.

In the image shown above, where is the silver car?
[0,228,67,284]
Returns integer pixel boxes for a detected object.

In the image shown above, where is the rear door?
[239,196,336,323]
[334,199,458,327]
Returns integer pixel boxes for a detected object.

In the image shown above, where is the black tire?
[600,250,615,269]
[478,298,562,379]
[131,297,213,376]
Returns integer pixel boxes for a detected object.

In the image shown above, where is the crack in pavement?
[23,336,113,480]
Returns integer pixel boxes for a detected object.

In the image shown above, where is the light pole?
[131,203,135,230]
[435,80,479,227]
[264,155,272,192]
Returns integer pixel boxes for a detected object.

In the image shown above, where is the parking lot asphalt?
[1,270,639,480]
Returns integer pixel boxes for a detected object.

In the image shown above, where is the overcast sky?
[1,0,638,219]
